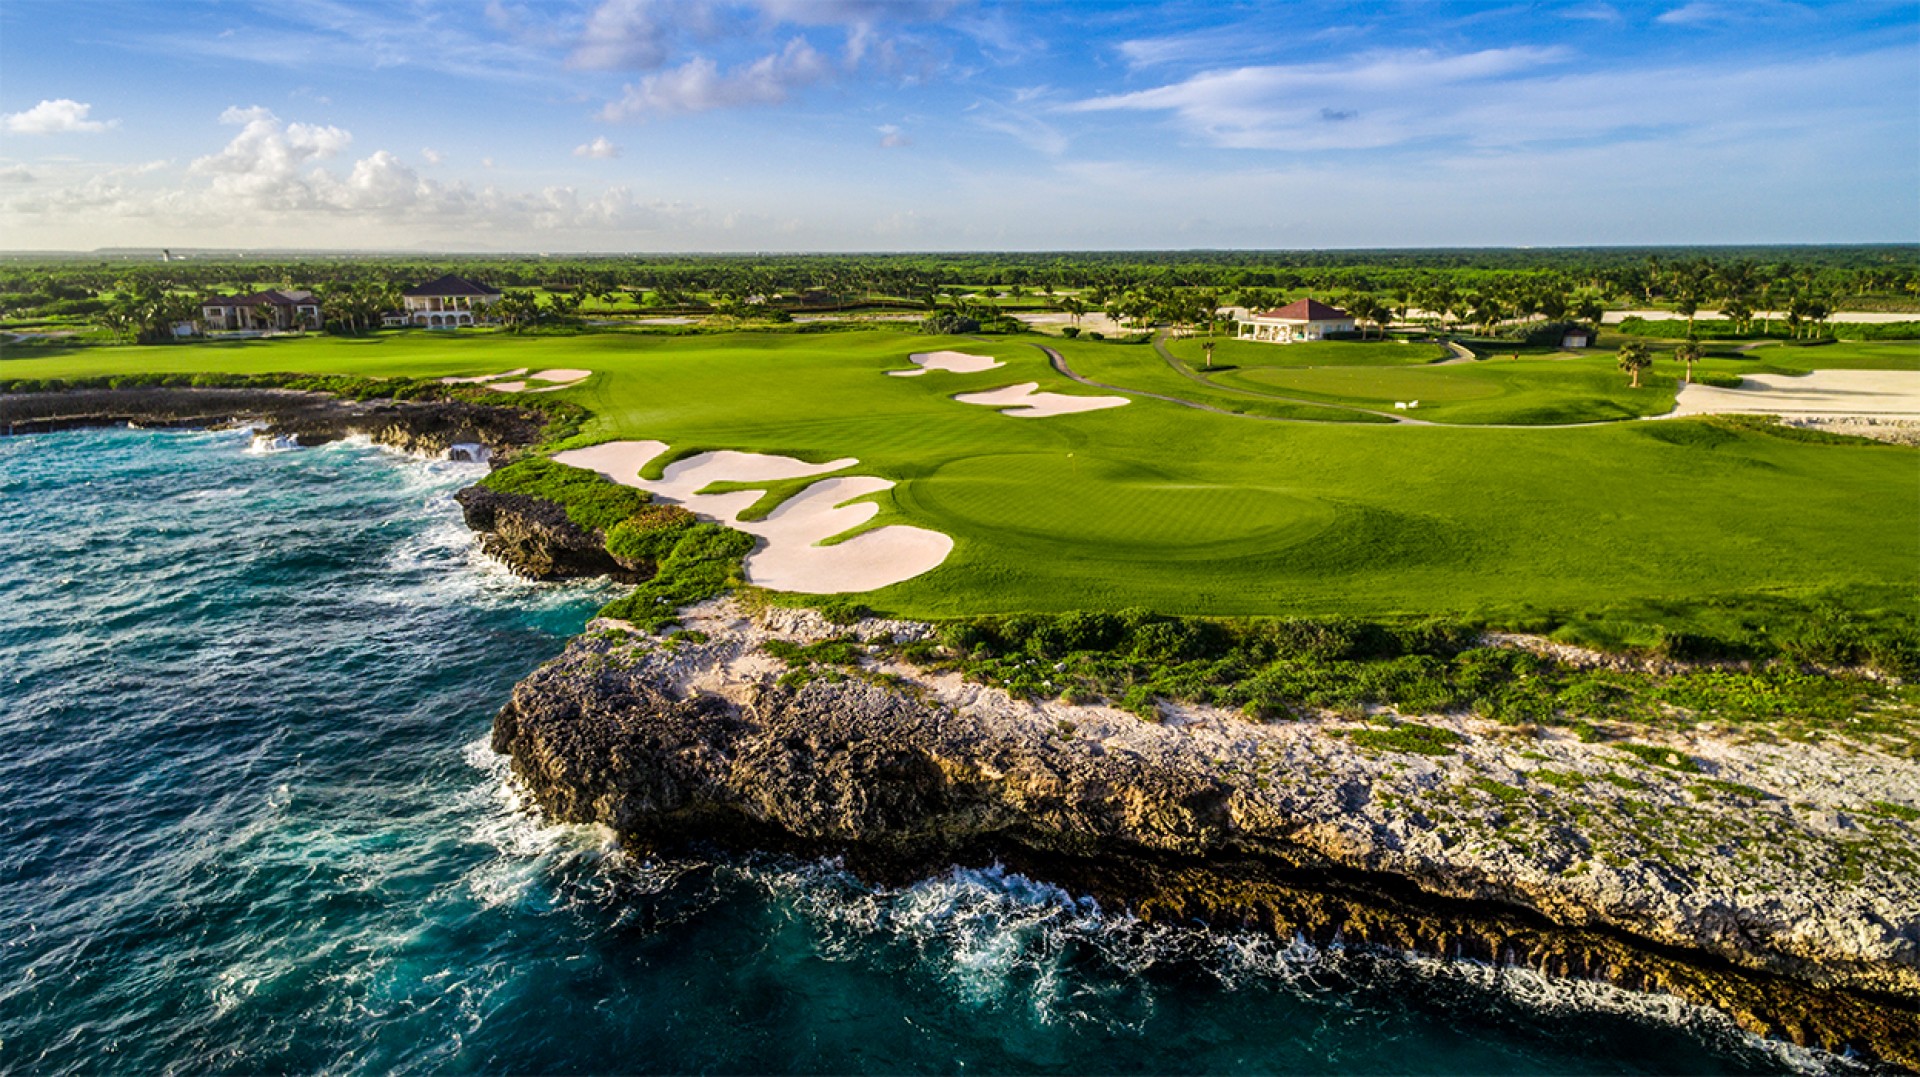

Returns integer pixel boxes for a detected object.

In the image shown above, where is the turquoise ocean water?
[0,428,1836,1074]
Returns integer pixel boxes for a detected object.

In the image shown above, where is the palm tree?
[1617,340,1653,388]
[1674,337,1703,384]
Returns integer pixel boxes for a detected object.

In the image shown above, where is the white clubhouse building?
[1238,298,1355,344]
[398,275,501,328]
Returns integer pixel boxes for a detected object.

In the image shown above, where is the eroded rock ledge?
[0,386,548,457]
[495,599,1920,1068]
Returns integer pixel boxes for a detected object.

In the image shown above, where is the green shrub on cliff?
[899,607,1918,744]
[478,457,654,533]
[605,503,698,563]
[598,524,755,630]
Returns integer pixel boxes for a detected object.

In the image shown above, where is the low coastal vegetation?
[825,606,1920,750]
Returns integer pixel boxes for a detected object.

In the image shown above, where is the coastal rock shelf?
[0,387,549,458]
[494,599,1920,1067]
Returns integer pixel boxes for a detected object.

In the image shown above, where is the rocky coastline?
[0,386,550,458]
[6,386,1916,1067]
[496,600,1920,1068]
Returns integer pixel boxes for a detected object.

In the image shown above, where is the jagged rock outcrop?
[0,387,547,458]
[494,604,1920,1067]
[453,486,646,582]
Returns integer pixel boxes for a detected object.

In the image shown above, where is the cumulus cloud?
[601,37,830,118]
[421,147,445,165]
[0,165,36,183]
[575,136,622,158]
[5,99,116,134]
[877,123,909,148]
[189,106,353,208]
[571,0,709,70]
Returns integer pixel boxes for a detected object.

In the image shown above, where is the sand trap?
[953,381,1131,418]
[529,368,592,383]
[439,368,528,384]
[487,381,529,393]
[891,350,1006,377]
[550,440,951,594]
[1670,370,1920,419]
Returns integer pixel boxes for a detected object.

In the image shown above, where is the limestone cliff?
[494,601,1920,1067]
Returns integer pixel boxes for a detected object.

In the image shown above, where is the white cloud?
[571,0,710,70]
[575,136,622,158]
[421,147,445,165]
[601,37,830,118]
[1068,47,1575,151]
[968,100,1068,156]
[877,123,909,148]
[1067,44,1911,165]
[4,99,116,135]
[189,106,353,209]
[0,165,36,183]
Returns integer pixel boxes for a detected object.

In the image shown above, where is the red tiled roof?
[1258,298,1350,321]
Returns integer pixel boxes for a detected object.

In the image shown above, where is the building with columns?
[400,275,501,328]
[1237,298,1355,344]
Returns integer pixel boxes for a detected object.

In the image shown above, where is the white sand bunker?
[550,440,952,594]
[439,368,528,384]
[891,350,1005,377]
[446,368,592,394]
[953,381,1130,418]
[1671,370,1920,419]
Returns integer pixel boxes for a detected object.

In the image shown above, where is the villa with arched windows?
[400,275,502,328]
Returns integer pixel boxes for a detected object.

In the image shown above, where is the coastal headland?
[5,347,1917,1067]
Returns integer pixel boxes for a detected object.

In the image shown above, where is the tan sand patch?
[528,368,592,384]
[891,350,1006,377]
[953,381,1131,418]
[1670,370,1920,419]
[439,368,528,384]
[487,381,529,393]
[551,441,950,593]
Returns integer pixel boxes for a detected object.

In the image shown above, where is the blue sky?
[1,0,1914,251]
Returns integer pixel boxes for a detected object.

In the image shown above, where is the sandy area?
[890,350,1006,377]
[1605,310,1916,325]
[1012,311,1131,336]
[439,368,528,384]
[1670,369,1920,418]
[551,440,952,593]
[459,367,591,394]
[954,381,1131,418]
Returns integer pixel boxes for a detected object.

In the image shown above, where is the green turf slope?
[5,328,1914,623]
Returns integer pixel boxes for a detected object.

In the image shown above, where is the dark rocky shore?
[0,386,551,457]
[496,602,1920,1068]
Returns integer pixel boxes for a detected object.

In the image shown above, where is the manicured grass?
[1051,338,1391,422]
[1724,340,1920,373]
[1166,336,1452,369]
[5,329,1916,630]
[1210,355,1681,425]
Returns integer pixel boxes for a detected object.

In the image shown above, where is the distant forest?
[4,246,1915,343]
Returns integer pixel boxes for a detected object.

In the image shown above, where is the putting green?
[4,328,1914,623]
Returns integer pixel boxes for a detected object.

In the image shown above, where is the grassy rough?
[478,457,654,534]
